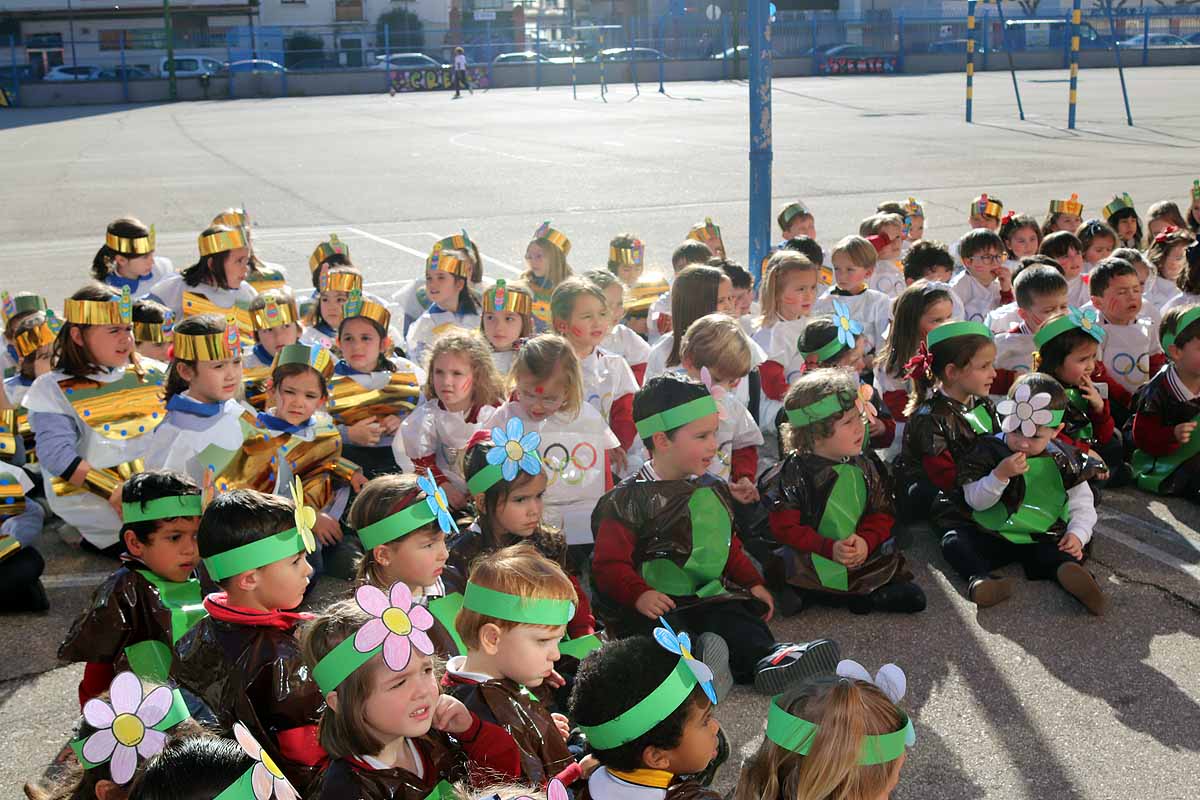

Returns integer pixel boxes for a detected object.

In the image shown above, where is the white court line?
[345,227,432,260]
[1096,509,1200,583]
[417,233,521,275]
[448,132,555,165]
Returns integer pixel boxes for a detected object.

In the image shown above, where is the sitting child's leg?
[940,526,1017,607]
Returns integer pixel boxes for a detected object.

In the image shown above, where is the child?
[999,211,1042,273]
[407,245,483,367]
[736,665,914,800]
[1147,199,1189,240]
[4,310,56,412]
[607,234,646,287]
[132,299,174,363]
[552,277,640,459]
[761,369,925,615]
[58,471,203,706]
[173,488,325,794]
[211,207,290,292]
[0,448,46,612]
[1090,256,1164,402]
[304,266,362,349]
[781,235,832,287]
[91,217,167,295]
[589,269,651,384]
[145,314,249,484]
[481,279,536,376]
[146,225,257,345]
[778,200,817,241]
[524,221,574,331]
[950,229,1013,324]
[1117,247,1165,325]
[1105,193,1143,249]
[625,271,671,338]
[26,284,166,554]
[399,331,503,505]
[489,335,619,554]
[901,239,954,285]
[968,194,1004,232]
[940,373,1106,614]
[331,291,424,478]
[244,289,302,371]
[570,633,725,800]
[444,544,590,786]
[1190,181,1200,235]
[714,259,756,336]
[1,292,49,378]
[1077,219,1118,273]
[859,213,906,297]
[895,321,998,522]
[592,374,840,693]
[1043,193,1084,236]
[754,252,820,387]
[890,196,925,247]
[813,236,892,359]
[686,217,725,259]
[991,266,1070,395]
[1150,228,1196,312]
[875,281,956,443]
[650,241,715,341]
[305,234,352,317]
[646,265,741,384]
[1039,230,1088,309]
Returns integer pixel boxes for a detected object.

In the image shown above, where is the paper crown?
[1049,193,1084,216]
[625,272,670,313]
[971,194,1003,219]
[609,240,645,267]
[903,197,924,218]
[173,316,242,361]
[320,268,363,294]
[271,342,335,379]
[211,207,251,230]
[251,295,299,331]
[434,230,475,255]
[427,243,472,278]
[483,279,533,316]
[533,220,572,256]
[309,234,350,274]
[341,288,392,330]
[105,224,156,256]
[64,287,132,326]
[1,292,47,323]
[1103,193,1135,219]
[12,318,57,357]
[780,202,810,226]
[133,313,174,344]
[687,217,723,246]
[197,226,248,257]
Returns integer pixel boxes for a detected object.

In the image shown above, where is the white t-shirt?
[454,53,467,71]
[1097,313,1162,394]
[870,260,906,297]
[948,270,1001,324]
[601,324,651,367]
[812,288,892,353]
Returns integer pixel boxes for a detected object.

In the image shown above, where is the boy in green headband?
[59,470,204,707]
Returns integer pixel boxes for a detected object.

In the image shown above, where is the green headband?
[766,696,914,766]
[122,494,203,524]
[1033,310,1105,350]
[461,582,575,626]
[634,395,719,439]
[926,320,992,348]
[578,659,699,749]
[1162,306,1200,348]
[799,335,847,363]
[786,392,854,428]
[357,502,437,549]
[203,528,307,581]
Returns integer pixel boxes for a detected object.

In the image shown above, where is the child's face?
[426,270,462,308]
[115,252,156,279]
[432,351,474,412]
[253,550,313,611]
[603,284,625,330]
[29,345,52,378]
[962,249,1005,285]
[273,370,325,425]
[1005,422,1062,457]
[715,276,736,316]
[557,295,610,352]
[136,339,171,362]
[919,299,955,337]
[1116,216,1139,241]
[880,224,904,259]
[1191,198,1200,224]
[515,371,569,421]
[906,216,925,242]
[1170,336,1200,376]
[125,517,200,583]
[373,529,448,590]
[831,340,865,374]
[483,311,525,352]
[660,698,721,776]
[79,324,134,369]
[1057,248,1084,281]
[945,343,997,398]
[817,408,866,459]
[832,253,872,292]
[319,289,349,330]
[1056,340,1099,387]
[779,271,818,321]
[1084,236,1115,265]
[361,653,441,741]
[731,287,753,318]
[1018,290,1070,333]
[492,471,547,538]
[1161,245,1187,281]
[783,215,816,240]
[1098,274,1143,325]
[920,265,954,284]
[525,243,549,278]
[615,261,642,287]
[487,622,567,687]
[653,412,719,476]
[1008,226,1040,259]
[339,317,387,373]
[1054,213,1082,233]
[221,247,251,289]
[970,213,1000,231]
[184,356,242,403]
[257,323,300,355]
[1131,259,1150,291]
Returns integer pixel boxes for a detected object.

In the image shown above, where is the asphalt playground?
[2,65,1199,799]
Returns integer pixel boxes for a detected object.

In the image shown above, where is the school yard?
[2,65,1199,799]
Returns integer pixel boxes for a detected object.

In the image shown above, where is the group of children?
[13,185,1200,799]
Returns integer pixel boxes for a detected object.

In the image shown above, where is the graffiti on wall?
[390,66,491,92]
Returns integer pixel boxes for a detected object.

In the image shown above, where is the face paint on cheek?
[572,326,588,338]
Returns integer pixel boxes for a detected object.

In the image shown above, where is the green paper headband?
[312,626,384,695]
[1162,306,1200,348]
[122,494,203,524]
[799,335,847,363]
[70,688,191,769]
[203,528,307,581]
[926,320,993,348]
[461,582,575,626]
[634,395,719,439]
[578,659,700,749]
[766,696,914,766]
[357,502,437,549]
[786,392,854,428]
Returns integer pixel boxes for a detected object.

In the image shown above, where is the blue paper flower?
[654,617,717,705]
[417,469,459,534]
[1069,306,1106,343]
[486,417,542,482]
[831,299,864,350]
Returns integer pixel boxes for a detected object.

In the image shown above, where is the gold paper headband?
[609,242,645,267]
[132,321,172,344]
[211,208,250,230]
[105,225,156,256]
[533,221,572,256]
[971,195,1004,219]
[483,279,533,316]
[1049,193,1084,216]
[64,295,130,326]
[427,248,471,278]
[251,297,299,331]
[342,289,392,331]
[173,317,241,361]
[320,270,363,294]
[625,272,670,312]
[13,322,55,357]
[272,343,335,379]
[309,235,349,273]
[198,227,248,257]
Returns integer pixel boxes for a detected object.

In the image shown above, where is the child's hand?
[69,460,93,488]
[995,264,1013,291]
[635,590,675,619]
[729,477,759,504]
[749,584,775,622]
[431,694,474,735]
[608,447,628,475]
[1175,421,1197,444]
[108,482,125,516]
[1078,376,1104,414]
[832,534,868,569]
[351,471,368,493]
[551,712,571,740]
[380,414,403,435]
[579,754,601,779]
[867,414,887,438]
[994,452,1028,481]
[314,512,343,546]
[347,418,382,446]
[1058,532,1084,559]
[543,669,566,689]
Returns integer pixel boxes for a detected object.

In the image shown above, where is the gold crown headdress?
[105,225,156,256]
[173,315,242,361]
[198,226,248,257]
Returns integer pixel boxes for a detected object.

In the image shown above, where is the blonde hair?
[511,334,584,418]
[832,236,877,271]
[422,330,505,408]
[759,251,818,328]
[680,313,752,381]
[858,212,904,237]
[524,239,572,287]
[780,368,858,453]
[453,543,577,649]
[550,276,607,329]
[348,473,434,588]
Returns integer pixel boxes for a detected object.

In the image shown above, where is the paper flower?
[653,617,717,705]
[491,279,508,312]
[1070,306,1106,343]
[831,300,863,350]
[517,779,568,800]
[289,476,317,553]
[535,220,552,239]
[81,671,174,785]
[856,384,879,426]
[417,469,459,534]
[700,367,729,420]
[997,383,1054,437]
[232,722,298,800]
[487,417,542,482]
[836,659,907,703]
[353,582,436,672]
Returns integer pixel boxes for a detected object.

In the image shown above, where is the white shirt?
[405,306,482,369]
[647,291,672,345]
[453,53,467,71]
[1145,271,1181,312]
[145,395,252,485]
[580,348,639,426]
[1067,275,1091,309]
[1162,291,1200,315]
[755,316,809,385]
[869,259,906,297]
[665,367,762,483]
[812,288,892,353]
[144,273,257,323]
[397,401,497,493]
[1097,312,1162,394]
[644,334,766,409]
[984,301,1021,334]
[601,324,651,367]
[949,270,1001,324]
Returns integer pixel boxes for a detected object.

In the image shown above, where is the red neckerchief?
[202,592,313,631]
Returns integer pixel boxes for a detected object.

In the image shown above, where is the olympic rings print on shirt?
[587,391,615,419]
[1109,351,1149,378]
[541,442,599,488]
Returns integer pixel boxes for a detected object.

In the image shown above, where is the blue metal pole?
[1142,10,1150,67]
[896,14,904,74]
[9,35,18,107]
[120,33,129,102]
[384,23,391,92]
[966,0,977,123]
[535,15,542,90]
[658,14,665,93]
[1103,0,1133,125]
[995,0,1025,120]
[1068,0,1080,129]
[747,0,772,286]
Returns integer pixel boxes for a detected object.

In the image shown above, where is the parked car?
[1000,19,1111,50]
[1117,33,1188,48]
[592,47,666,62]
[98,66,154,80]
[492,51,555,65]
[820,44,891,59]
[711,45,750,59]
[43,65,102,81]
[226,59,287,73]
[1187,32,1200,45]
[371,52,443,70]
[159,55,225,77]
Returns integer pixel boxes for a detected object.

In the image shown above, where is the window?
[335,0,364,21]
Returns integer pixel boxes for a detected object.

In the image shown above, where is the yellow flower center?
[260,750,285,780]
[112,713,145,747]
[839,316,850,330]
[434,491,448,511]
[382,607,413,636]
[504,441,525,461]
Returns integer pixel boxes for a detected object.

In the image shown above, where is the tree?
[1016,0,1040,14]
[285,31,325,69]
[377,8,425,52]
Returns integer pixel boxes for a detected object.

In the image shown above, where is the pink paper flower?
[353,581,436,672]
[232,722,298,800]
[81,671,174,784]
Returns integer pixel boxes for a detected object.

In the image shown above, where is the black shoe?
[754,639,840,695]
[847,594,873,615]
[870,581,927,614]
[693,632,734,703]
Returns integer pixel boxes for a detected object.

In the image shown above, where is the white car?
[43,65,102,81]
[159,55,225,77]
[371,53,444,71]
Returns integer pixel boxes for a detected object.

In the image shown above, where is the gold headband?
[211,208,250,230]
[309,235,349,273]
[972,195,1004,219]
[483,279,533,316]
[342,289,392,331]
[105,225,156,255]
[64,288,131,326]
[687,217,723,246]
[320,270,362,294]
[13,322,56,357]
[272,343,335,379]
[198,227,248,257]
[132,321,172,344]
[173,317,241,361]
[251,297,299,331]
[533,221,571,256]
[625,272,670,312]
[1049,193,1084,216]
[428,248,472,278]
[609,242,645,267]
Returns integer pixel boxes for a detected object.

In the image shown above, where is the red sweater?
[1132,409,1183,455]
[767,509,894,559]
[609,393,637,452]
[342,712,522,785]
[881,390,908,423]
[731,446,758,484]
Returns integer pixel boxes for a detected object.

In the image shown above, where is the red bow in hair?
[903,341,935,381]
[466,428,494,450]
[1155,225,1180,244]
[867,233,891,254]
[1001,210,1017,226]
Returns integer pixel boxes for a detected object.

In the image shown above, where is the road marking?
[448,132,555,165]
[418,232,521,275]
[345,227,430,260]
[1096,510,1200,583]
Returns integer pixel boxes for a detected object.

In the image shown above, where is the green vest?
[810,464,868,592]
[971,456,1069,543]
[641,487,731,598]
[1131,412,1200,494]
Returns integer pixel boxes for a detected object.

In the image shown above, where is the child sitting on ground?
[991,266,1070,395]
[950,229,1013,323]
[1089,257,1165,416]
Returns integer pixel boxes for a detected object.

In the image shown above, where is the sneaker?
[753,639,840,695]
[694,632,734,703]
[967,575,1014,608]
[1056,562,1107,616]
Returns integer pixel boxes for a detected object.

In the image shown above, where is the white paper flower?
[996,383,1054,437]
[80,671,174,784]
[353,581,436,672]
[233,722,298,800]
